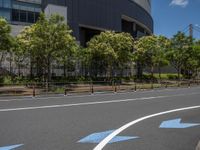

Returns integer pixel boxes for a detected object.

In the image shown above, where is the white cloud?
[195,24,200,27]
[170,0,189,7]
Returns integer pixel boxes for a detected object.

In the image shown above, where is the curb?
[196,141,200,150]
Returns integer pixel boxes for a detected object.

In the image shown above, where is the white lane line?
[93,105,200,150]
[0,96,167,112]
[0,86,199,102]
[0,92,199,112]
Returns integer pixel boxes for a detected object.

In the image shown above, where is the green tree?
[134,35,156,81]
[134,35,170,82]
[188,40,200,78]
[18,14,78,81]
[155,36,170,80]
[77,47,91,77]
[87,31,134,78]
[15,26,35,77]
[0,17,13,68]
[167,32,192,80]
[54,21,78,78]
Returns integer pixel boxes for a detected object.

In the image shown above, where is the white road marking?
[0,86,198,102]
[0,96,167,112]
[0,92,199,112]
[93,105,200,150]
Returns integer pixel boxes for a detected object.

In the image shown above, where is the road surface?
[0,87,200,150]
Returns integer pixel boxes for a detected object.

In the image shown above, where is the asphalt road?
[0,87,200,150]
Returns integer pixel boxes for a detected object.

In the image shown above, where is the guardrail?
[0,79,199,97]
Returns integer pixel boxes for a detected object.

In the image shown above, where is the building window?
[0,0,11,8]
[12,9,20,22]
[19,10,27,22]
[35,12,39,21]
[0,0,3,7]
[27,11,34,23]
[12,9,40,23]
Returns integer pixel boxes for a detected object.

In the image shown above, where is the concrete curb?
[196,141,200,150]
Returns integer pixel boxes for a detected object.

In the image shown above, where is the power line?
[195,25,200,30]
[193,28,200,33]
[181,25,190,33]
[193,26,200,32]
[183,28,190,34]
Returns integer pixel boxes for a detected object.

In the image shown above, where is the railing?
[0,79,199,97]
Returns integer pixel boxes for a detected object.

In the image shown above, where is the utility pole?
[189,24,193,38]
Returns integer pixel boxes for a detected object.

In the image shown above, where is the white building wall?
[44,4,67,22]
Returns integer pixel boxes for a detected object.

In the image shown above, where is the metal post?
[64,88,67,96]
[151,82,153,89]
[188,80,191,88]
[165,82,168,88]
[91,81,94,94]
[134,83,137,92]
[114,81,117,93]
[178,80,180,87]
[33,84,36,97]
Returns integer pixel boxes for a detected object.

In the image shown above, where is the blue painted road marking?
[160,118,200,129]
[0,144,23,150]
[78,130,139,144]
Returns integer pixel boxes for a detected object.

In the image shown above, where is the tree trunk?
[47,57,51,82]
[158,65,161,83]
[137,62,143,81]
[30,58,33,79]
[63,62,66,78]
[151,65,154,89]
[18,63,21,77]
[0,54,4,68]
[9,53,12,76]
[178,67,180,81]
[177,66,181,86]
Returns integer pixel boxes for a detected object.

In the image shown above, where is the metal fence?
[0,79,199,97]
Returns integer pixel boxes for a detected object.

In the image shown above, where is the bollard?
[33,84,36,97]
[64,88,67,96]
[151,82,153,89]
[91,82,94,94]
[134,83,137,92]
[188,80,191,88]
[114,82,117,93]
[178,81,180,87]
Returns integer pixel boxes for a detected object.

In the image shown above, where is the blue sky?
[152,0,200,39]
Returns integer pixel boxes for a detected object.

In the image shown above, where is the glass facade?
[0,0,41,23]
[0,0,12,8]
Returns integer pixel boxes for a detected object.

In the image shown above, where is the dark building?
[42,0,153,46]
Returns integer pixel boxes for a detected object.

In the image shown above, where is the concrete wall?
[44,4,67,22]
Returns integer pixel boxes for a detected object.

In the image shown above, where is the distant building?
[0,0,41,35]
